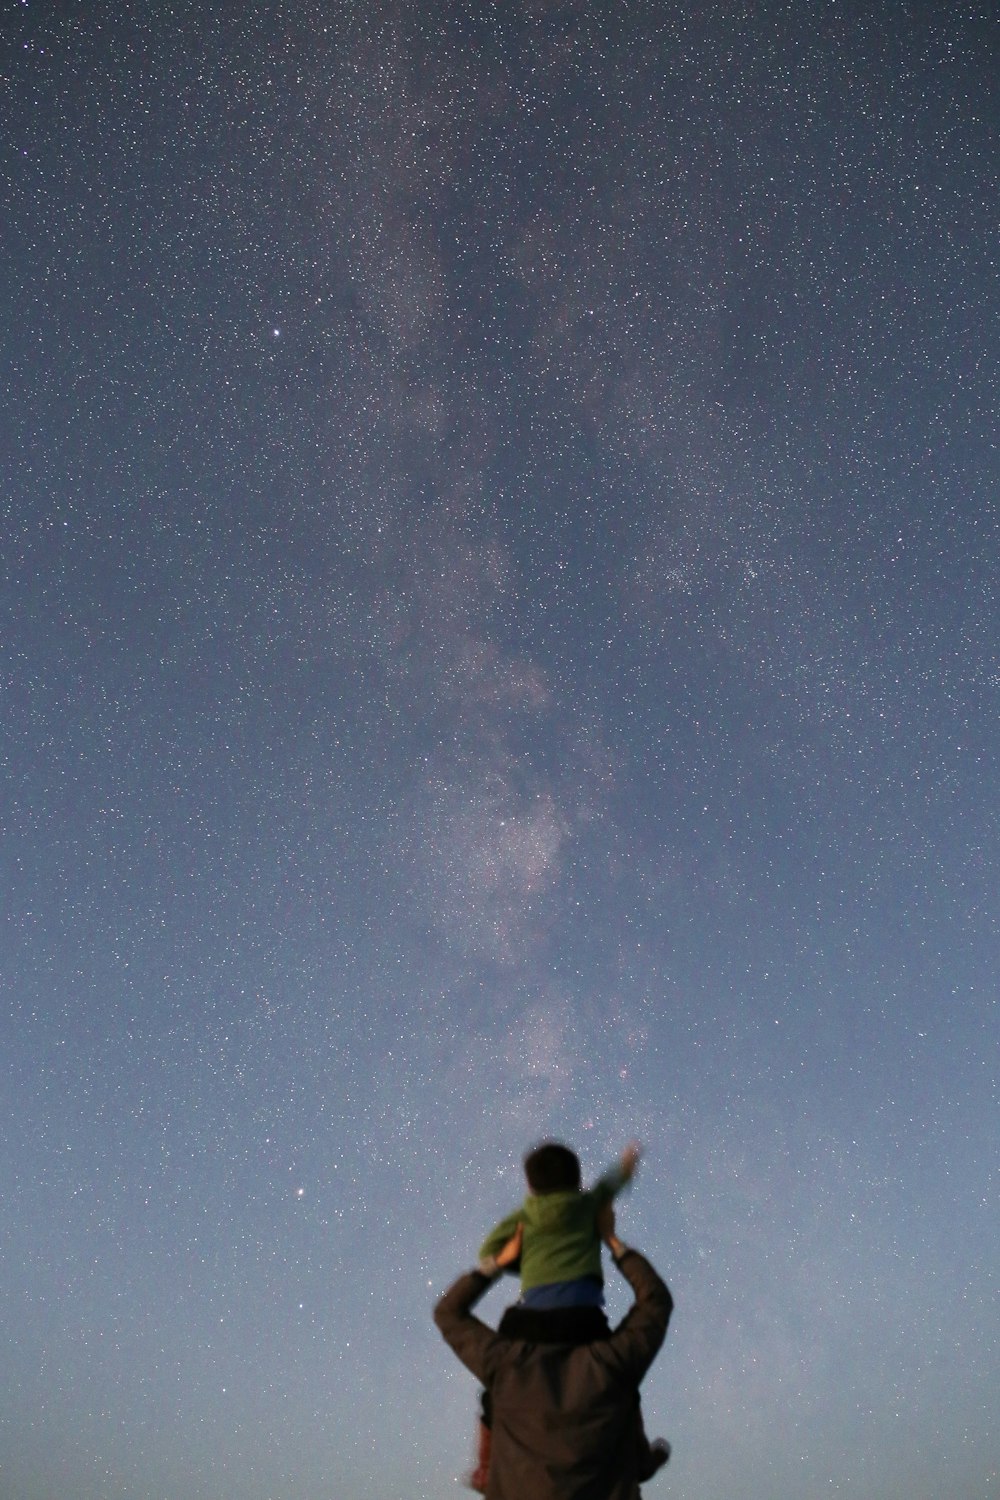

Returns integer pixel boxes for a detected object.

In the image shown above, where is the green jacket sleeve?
[478,1206,523,1262]
[590,1161,631,1208]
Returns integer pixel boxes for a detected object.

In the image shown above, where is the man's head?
[523,1141,581,1194]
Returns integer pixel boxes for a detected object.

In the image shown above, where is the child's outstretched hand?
[621,1141,642,1180]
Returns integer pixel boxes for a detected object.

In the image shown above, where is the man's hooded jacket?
[434,1246,672,1500]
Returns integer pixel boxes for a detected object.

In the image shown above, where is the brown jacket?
[434,1247,673,1500]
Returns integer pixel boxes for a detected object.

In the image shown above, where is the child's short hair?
[524,1141,581,1194]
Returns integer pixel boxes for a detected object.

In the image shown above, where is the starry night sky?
[2,3,998,1498]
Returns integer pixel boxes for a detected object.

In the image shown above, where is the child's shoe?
[638,1437,671,1481]
[465,1420,491,1493]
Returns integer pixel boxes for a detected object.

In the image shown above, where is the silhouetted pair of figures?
[434,1141,673,1500]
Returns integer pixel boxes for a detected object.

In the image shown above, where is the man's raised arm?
[434,1224,524,1384]
[596,1205,673,1384]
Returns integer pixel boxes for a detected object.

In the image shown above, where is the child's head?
[523,1141,581,1195]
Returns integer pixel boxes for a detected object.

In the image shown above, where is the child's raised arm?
[478,1207,523,1267]
[592,1140,643,1206]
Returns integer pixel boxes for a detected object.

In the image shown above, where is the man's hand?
[496,1222,523,1269]
[597,1202,626,1260]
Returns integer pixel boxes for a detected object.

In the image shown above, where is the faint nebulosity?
[2,3,997,1498]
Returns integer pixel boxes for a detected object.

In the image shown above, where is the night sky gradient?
[2,3,998,1498]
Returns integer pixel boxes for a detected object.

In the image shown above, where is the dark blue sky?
[3,3,997,1498]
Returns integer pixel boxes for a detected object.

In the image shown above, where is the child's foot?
[638,1438,671,1481]
[465,1419,491,1492]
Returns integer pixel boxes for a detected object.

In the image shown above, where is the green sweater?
[478,1164,631,1290]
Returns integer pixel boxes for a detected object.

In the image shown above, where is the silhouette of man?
[434,1205,673,1500]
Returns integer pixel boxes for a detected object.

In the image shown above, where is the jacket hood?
[497,1304,611,1346]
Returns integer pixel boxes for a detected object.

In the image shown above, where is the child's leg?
[466,1389,492,1493]
[635,1396,671,1482]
